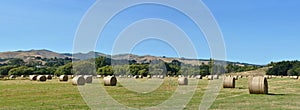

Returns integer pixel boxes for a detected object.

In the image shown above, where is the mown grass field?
[0,77,300,110]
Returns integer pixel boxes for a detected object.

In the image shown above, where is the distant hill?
[0,49,260,66]
[0,49,70,59]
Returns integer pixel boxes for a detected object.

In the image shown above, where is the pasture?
[0,76,300,110]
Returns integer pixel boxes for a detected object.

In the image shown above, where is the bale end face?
[59,75,68,81]
[248,76,268,94]
[37,75,47,82]
[178,77,188,85]
[72,76,85,86]
[223,77,235,88]
[104,76,117,86]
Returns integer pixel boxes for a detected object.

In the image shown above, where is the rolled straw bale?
[72,76,85,85]
[213,75,219,79]
[195,75,202,79]
[248,76,268,94]
[207,75,213,80]
[37,75,47,82]
[30,75,37,81]
[103,76,117,86]
[9,75,16,79]
[45,75,52,79]
[178,77,188,85]
[223,77,235,88]
[290,76,298,79]
[59,75,68,81]
[84,75,93,83]
[233,76,238,80]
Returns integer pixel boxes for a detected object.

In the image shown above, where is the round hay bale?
[84,75,93,83]
[138,75,143,79]
[37,75,47,82]
[72,76,85,85]
[248,76,268,94]
[233,76,238,80]
[213,75,219,79]
[29,75,38,81]
[195,75,202,79]
[59,75,68,81]
[9,75,16,79]
[103,76,117,86]
[133,75,139,79]
[178,77,188,85]
[290,76,298,79]
[223,77,235,88]
[159,75,165,79]
[207,75,213,80]
[45,75,52,79]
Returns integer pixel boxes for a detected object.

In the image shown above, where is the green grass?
[1,77,300,109]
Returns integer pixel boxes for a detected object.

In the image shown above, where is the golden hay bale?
[195,75,202,79]
[290,76,298,79]
[248,76,268,94]
[84,75,93,83]
[37,75,47,82]
[9,75,16,79]
[213,75,219,79]
[233,76,238,80]
[45,75,52,79]
[59,75,68,81]
[223,77,235,88]
[178,77,188,85]
[207,75,213,80]
[72,76,85,85]
[159,75,165,79]
[29,75,38,81]
[103,76,117,86]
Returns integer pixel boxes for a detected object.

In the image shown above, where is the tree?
[73,61,96,75]
[8,58,24,66]
[8,66,34,75]
[54,62,73,75]
[0,65,17,75]
[95,56,111,69]
[97,65,113,76]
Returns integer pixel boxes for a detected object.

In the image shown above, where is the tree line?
[266,60,300,76]
[0,56,261,76]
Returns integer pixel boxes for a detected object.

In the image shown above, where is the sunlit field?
[0,76,299,110]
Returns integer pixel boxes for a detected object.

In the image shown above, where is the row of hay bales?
[223,76,268,94]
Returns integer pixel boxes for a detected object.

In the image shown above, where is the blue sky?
[0,0,300,65]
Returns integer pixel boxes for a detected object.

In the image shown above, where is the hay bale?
[103,76,117,86]
[133,75,139,79]
[195,75,202,79]
[233,76,238,80]
[213,75,219,79]
[248,76,268,94]
[290,76,298,79]
[72,76,85,85]
[159,75,165,79]
[96,75,102,78]
[29,75,38,81]
[178,77,188,85]
[37,75,47,82]
[207,75,213,80]
[223,77,235,88]
[84,75,93,83]
[45,75,52,79]
[9,75,16,79]
[59,75,68,81]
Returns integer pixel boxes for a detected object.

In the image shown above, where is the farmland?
[0,76,300,110]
